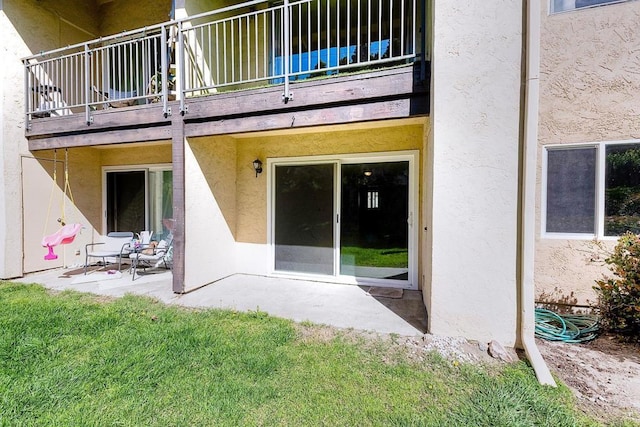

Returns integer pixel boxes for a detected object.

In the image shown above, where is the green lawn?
[0,281,611,426]
[341,246,408,268]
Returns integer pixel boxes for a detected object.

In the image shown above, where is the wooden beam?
[27,104,170,139]
[184,99,417,138]
[184,66,417,121]
[28,126,172,151]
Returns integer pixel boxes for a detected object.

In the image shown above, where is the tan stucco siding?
[539,2,640,145]
[99,144,172,167]
[187,136,238,238]
[4,0,99,52]
[235,124,425,244]
[535,2,640,306]
[99,0,172,36]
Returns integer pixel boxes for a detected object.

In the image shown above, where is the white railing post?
[24,60,31,130]
[178,21,186,115]
[161,25,170,117]
[84,44,92,125]
[282,0,293,103]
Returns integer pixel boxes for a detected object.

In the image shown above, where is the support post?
[171,117,186,293]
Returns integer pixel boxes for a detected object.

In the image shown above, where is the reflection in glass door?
[148,170,173,241]
[274,164,335,275]
[340,162,409,280]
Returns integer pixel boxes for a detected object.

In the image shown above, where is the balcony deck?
[24,0,428,150]
[27,65,427,150]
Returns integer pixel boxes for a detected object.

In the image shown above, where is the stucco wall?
[1,0,100,278]
[3,0,99,51]
[184,136,238,291]
[99,0,172,36]
[99,144,172,167]
[535,1,640,306]
[427,0,522,346]
[236,123,425,244]
[23,148,101,272]
[183,120,424,288]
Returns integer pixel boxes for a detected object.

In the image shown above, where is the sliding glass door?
[340,162,409,281]
[274,164,335,275]
[272,155,415,287]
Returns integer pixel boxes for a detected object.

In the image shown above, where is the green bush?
[594,232,640,342]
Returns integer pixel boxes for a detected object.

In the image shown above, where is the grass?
[0,281,612,426]
[341,246,408,268]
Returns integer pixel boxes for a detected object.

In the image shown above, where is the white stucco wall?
[427,0,522,345]
[536,1,640,306]
[184,137,238,291]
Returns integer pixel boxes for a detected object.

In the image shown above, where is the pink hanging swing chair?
[41,149,82,260]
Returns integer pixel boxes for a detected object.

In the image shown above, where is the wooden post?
[171,116,186,293]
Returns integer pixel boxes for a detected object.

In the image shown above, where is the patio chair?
[84,231,134,274]
[129,236,173,280]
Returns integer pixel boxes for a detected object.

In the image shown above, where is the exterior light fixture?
[253,159,263,177]
[363,170,373,177]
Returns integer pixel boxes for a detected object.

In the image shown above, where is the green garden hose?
[535,308,599,343]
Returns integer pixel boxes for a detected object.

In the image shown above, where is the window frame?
[549,0,634,14]
[267,150,419,289]
[542,139,640,240]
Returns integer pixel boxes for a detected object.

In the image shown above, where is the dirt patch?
[296,324,640,424]
[295,324,506,366]
[537,335,640,424]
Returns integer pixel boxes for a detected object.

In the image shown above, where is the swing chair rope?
[61,149,76,224]
[43,149,75,237]
[43,150,58,237]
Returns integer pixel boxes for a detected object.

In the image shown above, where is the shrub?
[594,232,640,342]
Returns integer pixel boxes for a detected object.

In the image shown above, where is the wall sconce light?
[363,170,373,177]
[253,158,263,177]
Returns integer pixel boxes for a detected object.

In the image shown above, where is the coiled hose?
[535,308,600,343]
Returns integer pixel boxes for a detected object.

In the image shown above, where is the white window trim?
[542,139,640,240]
[266,151,419,290]
[549,0,634,14]
[101,163,171,235]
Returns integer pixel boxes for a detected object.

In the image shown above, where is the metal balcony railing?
[23,0,421,126]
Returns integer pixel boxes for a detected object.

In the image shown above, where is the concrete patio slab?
[14,268,427,336]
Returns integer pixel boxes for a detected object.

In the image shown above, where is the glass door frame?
[267,151,418,289]
[102,163,172,235]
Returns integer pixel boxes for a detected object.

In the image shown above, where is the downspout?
[520,0,556,386]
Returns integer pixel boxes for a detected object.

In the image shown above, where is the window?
[546,148,596,234]
[104,166,173,240]
[550,0,632,13]
[543,141,640,237]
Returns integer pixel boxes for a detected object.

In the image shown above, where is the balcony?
[23,0,428,148]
